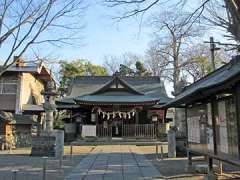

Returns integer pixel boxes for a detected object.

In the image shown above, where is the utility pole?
[204,37,221,71]
[210,37,216,70]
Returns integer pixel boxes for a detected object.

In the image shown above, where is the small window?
[0,80,17,94]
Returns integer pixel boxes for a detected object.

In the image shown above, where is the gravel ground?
[0,146,95,180]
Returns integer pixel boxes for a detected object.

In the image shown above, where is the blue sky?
[30,0,228,65]
[0,0,229,65]
[0,0,231,96]
[25,1,153,65]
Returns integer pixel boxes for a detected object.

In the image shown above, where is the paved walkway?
[65,145,161,180]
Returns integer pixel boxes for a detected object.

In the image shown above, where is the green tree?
[59,59,108,91]
[135,61,151,76]
[119,64,134,76]
[183,44,230,82]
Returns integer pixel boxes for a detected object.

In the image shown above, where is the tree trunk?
[225,0,240,42]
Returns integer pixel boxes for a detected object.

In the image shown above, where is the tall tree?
[103,52,142,75]
[104,0,240,43]
[182,44,230,82]
[0,0,86,75]
[149,10,204,95]
[103,53,151,76]
[145,43,171,78]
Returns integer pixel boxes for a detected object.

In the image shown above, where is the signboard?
[206,103,214,151]
[207,103,212,125]
[82,125,96,137]
[187,116,200,143]
[218,101,228,154]
[148,110,165,121]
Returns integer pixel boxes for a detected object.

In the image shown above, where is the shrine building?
[162,55,240,169]
[56,74,172,140]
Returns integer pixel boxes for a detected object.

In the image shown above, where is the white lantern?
[91,113,96,122]
[152,115,158,122]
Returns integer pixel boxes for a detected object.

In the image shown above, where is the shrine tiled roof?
[162,55,240,108]
[56,76,172,106]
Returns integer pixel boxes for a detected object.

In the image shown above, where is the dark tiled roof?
[57,76,172,105]
[163,55,240,108]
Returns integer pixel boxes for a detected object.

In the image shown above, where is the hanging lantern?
[91,113,96,122]
[97,107,101,114]
[102,112,106,119]
[113,112,116,119]
[152,115,158,122]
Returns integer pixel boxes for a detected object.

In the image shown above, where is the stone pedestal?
[31,80,63,157]
[31,136,56,156]
[31,130,64,157]
[168,130,176,158]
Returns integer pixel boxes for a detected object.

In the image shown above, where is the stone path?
[65,145,161,180]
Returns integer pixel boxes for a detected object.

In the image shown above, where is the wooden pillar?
[235,84,240,158]
[135,111,139,124]
[185,150,193,172]
[15,73,23,114]
[185,107,188,148]
[211,99,218,155]
[208,156,214,174]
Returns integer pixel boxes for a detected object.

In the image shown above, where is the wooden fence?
[96,124,156,139]
[122,124,156,139]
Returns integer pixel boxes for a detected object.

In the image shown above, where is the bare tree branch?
[0,0,86,75]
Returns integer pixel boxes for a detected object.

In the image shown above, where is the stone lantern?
[31,80,64,157]
[41,80,58,133]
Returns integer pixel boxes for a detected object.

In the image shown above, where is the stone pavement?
[65,145,161,180]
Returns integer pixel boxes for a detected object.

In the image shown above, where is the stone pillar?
[45,109,54,132]
[54,130,64,158]
[168,129,176,158]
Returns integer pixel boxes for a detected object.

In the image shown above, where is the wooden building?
[162,55,240,170]
[56,75,172,140]
[0,58,55,148]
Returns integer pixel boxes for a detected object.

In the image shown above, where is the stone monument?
[31,80,64,157]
